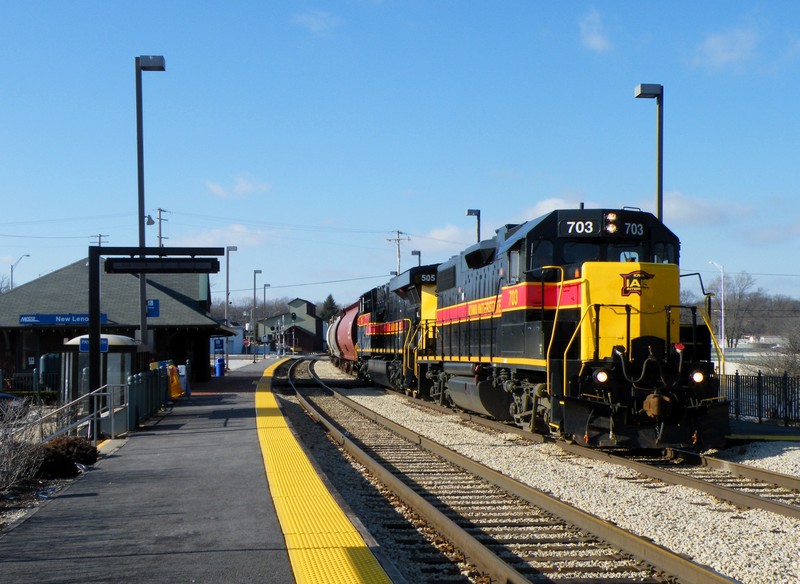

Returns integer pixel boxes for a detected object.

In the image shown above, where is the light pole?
[710,261,725,373]
[634,83,664,222]
[136,55,165,352]
[10,254,29,290]
[224,246,237,369]
[411,250,421,266]
[467,209,481,242]
[252,269,262,362]
[263,283,270,358]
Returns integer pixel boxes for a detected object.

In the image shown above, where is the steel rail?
[288,358,533,584]
[560,442,800,520]
[387,381,800,520]
[304,359,737,584]
[668,448,800,492]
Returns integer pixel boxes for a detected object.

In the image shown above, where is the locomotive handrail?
[560,303,596,397]
[541,265,566,397]
[695,304,727,391]
[401,318,414,379]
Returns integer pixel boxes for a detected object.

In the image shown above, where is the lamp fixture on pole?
[634,83,664,222]
[411,250,421,266]
[135,54,165,352]
[10,254,30,290]
[466,209,481,243]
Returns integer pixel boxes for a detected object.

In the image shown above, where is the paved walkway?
[0,360,295,584]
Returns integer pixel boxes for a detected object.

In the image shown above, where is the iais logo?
[619,270,655,297]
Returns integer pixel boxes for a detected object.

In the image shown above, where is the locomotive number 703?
[624,223,645,236]
[564,220,595,234]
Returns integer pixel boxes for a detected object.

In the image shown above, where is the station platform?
[727,418,800,442]
[0,357,392,584]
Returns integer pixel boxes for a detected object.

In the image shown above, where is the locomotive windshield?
[553,240,677,266]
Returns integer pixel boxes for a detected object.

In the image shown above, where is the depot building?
[0,257,231,384]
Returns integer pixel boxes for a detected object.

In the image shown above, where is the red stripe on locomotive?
[436,281,582,324]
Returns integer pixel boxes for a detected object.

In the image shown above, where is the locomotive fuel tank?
[446,376,514,421]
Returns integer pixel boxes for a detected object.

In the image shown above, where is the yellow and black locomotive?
[329,206,729,449]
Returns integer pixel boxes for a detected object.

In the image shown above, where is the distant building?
[257,298,323,353]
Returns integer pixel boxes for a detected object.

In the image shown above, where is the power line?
[0,213,130,227]
[178,211,390,235]
[684,268,800,279]
[0,233,93,240]
[224,273,390,295]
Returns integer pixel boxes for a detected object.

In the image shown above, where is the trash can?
[215,357,225,377]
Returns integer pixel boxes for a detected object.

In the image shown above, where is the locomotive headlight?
[691,370,705,384]
[604,212,618,234]
[593,369,611,384]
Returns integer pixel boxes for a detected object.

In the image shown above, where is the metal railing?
[12,366,171,445]
[725,371,800,426]
[14,384,125,446]
[2,370,61,395]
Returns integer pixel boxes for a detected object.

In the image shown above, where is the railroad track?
[557,443,800,520]
[338,361,800,522]
[281,357,736,584]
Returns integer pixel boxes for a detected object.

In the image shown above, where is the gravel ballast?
[336,386,800,584]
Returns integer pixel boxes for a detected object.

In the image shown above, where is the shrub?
[35,436,98,479]
[0,400,42,492]
[11,391,59,405]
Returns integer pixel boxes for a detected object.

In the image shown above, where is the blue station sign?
[19,313,109,325]
[79,337,109,353]
[147,299,160,318]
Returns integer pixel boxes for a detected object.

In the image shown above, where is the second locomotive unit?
[329,206,729,449]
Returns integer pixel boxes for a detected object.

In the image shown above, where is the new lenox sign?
[19,314,108,325]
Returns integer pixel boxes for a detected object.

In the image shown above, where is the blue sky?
[2,2,800,309]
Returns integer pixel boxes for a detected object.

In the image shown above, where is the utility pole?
[387,230,410,274]
[93,234,109,246]
[156,208,168,247]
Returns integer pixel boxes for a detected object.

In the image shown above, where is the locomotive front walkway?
[0,359,296,584]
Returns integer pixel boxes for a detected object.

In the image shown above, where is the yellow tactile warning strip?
[256,360,392,584]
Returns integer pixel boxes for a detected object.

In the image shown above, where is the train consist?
[328,206,730,449]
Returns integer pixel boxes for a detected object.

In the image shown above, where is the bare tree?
[209,297,293,323]
[0,403,43,492]
[708,271,760,348]
[748,330,800,376]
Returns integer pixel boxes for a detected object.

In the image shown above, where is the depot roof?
[0,258,220,330]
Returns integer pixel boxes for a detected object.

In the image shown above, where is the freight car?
[328,206,729,449]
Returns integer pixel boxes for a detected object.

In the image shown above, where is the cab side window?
[652,242,676,264]
[529,240,553,270]
[509,248,520,282]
